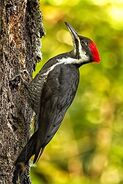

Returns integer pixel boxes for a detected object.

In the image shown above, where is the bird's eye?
[82,41,88,47]
[84,42,88,46]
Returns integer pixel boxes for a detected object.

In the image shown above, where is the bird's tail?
[12,130,44,184]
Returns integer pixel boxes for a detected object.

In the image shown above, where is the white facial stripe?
[77,39,89,61]
[78,39,83,56]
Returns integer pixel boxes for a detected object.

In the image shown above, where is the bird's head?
[65,22,100,65]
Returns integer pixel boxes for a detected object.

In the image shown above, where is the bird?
[12,22,100,183]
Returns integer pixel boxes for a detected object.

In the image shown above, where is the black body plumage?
[15,52,80,164]
[12,22,99,184]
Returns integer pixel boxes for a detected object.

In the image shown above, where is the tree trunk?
[0,0,44,183]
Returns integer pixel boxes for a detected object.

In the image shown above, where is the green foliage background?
[31,1,123,184]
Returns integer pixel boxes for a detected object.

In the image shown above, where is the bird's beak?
[65,22,82,57]
[65,22,79,42]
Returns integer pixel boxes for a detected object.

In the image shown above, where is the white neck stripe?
[42,57,77,77]
[42,55,88,78]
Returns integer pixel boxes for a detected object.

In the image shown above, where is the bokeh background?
[31,0,123,184]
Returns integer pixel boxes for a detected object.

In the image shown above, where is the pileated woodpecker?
[13,22,100,183]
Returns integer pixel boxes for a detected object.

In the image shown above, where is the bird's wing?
[27,68,48,114]
[34,64,79,162]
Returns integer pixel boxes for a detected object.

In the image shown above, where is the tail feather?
[12,130,40,184]
[33,146,44,163]
[33,129,45,163]
[15,130,38,165]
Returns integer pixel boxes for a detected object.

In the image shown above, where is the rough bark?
[0,0,44,183]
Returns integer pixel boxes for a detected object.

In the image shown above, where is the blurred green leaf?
[31,0,123,184]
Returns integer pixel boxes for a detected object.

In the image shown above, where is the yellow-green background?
[31,0,123,184]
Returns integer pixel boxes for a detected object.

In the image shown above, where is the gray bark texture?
[0,0,44,183]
